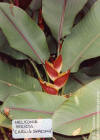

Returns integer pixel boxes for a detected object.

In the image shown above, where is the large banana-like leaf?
[65,69,100,94]
[0,61,41,101]
[0,3,49,64]
[42,0,88,40]
[1,91,66,120]
[0,30,28,60]
[53,79,100,136]
[62,0,100,72]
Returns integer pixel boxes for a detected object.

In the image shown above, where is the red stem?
[58,0,67,54]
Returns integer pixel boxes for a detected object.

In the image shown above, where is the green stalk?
[29,59,41,80]
[43,65,50,83]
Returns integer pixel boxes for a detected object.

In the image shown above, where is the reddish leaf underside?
[45,61,58,81]
[39,79,58,95]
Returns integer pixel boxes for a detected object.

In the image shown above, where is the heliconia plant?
[0,0,100,140]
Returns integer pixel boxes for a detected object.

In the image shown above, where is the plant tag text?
[12,119,53,138]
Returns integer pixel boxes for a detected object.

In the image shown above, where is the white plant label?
[12,119,53,139]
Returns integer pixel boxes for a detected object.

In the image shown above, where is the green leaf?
[65,69,100,94]
[53,79,100,136]
[62,0,100,72]
[0,30,28,60]
[1,91,66,120]
[42,0,87,40]
[80,60,100,76]
[30,0,41,11]
[0,3,49,64]
[87,129,100,140]
[49,134,83,140]
[0,113,11,129]
[0,61,41,101]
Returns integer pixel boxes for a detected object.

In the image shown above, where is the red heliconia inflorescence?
[53,55,62,73]
[39,55,70,95]
[39,79,58,95]
[45,61,58,81]
[54,70,70,89]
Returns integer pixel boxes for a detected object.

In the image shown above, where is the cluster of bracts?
[39,55,70,95]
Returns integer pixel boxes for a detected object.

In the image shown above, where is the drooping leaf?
[0,3,49,64]
[0,113,11,129]
[62,0,100,72]
[1,91,66,120]
[64,69,100,94]
[0,61,41,101]
[0,30,28,60]
[42,0,88,40]
[80,60,100,76]
[53,79,100,136]
[47,134,83,140]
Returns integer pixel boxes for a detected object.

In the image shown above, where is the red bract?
[53,55,62,73]
[40,55,70,95]
[54,70,70,89]
[45,61,58,81]
[39,79,58,95]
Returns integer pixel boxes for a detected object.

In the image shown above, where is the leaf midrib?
[0,79,25,91]
[69,33,100,70]
[59,111,100,128]
[0,7,43,64]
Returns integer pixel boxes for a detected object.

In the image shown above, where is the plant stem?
[43,65,50,83]
[30,59,49,82]
[0,127,9,140]
[57,0,67,56]
[30,59,41,80]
